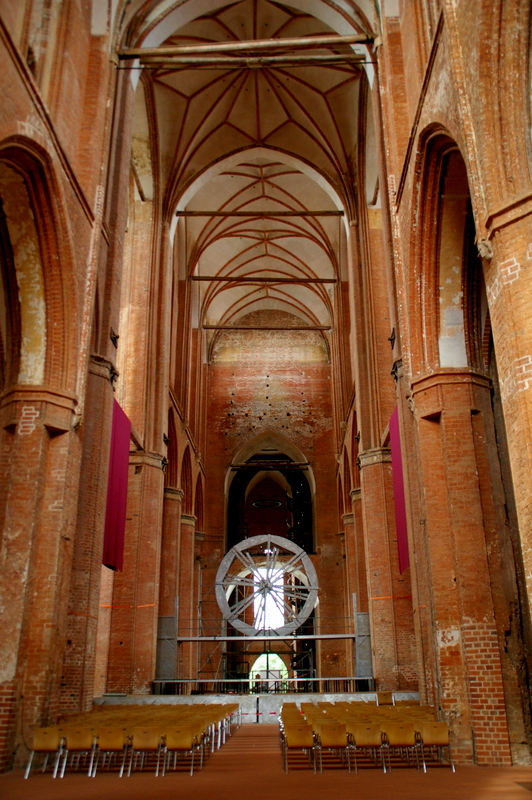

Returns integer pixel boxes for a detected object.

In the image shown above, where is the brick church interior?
[1,0,532,773]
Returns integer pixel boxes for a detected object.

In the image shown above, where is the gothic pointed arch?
[165,408,179,489]
[226,429,314,553]
[181,445,193,515]
[194,473,204,532]
[0,193,20,392]
[0,142,74,392]
[343,450,351,513]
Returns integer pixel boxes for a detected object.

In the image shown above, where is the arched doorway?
[226,442,314,554]
[250,652,289,693]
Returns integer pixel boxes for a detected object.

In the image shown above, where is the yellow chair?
[418,721,455,772]
[91,727,129,777]
[281,723,316,773]
[315,723,351,773]
[381,722,421,771]
[24,726,64,779]
[161,726,202,776]
[346,722,386,772]
[377,691,394,706]
[127,727,164,776]
[58,727,98,778]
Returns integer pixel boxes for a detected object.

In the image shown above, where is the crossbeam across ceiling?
[119,34,373,59]
[176,210,343,216]
[190,277,336,283]
[203,325,331,331]
[135,55,365,68]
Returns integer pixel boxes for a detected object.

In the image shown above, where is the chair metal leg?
[52,748,63,779]
[127,749,134,777]
[58,749,68,779]
[88,745,96,777]
[23,751,34,779]
[119,747,128,777]
[92,751,100,777]
[421,744,427,773]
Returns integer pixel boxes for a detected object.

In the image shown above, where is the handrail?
[152,676,376,695]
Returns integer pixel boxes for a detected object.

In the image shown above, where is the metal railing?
[152,676,375,695]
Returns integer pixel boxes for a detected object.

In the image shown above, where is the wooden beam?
[175,210,343,216]
[203,324,330,331]
[230,461,309,469]
[175,634,355,641]
[190,276,336,283]
[119,34,373,59]
[136,54,364,68]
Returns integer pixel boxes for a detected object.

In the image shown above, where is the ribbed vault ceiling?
[128,0,374,333]
[186,157,339,328]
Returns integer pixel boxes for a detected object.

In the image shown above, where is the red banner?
[389,406,410,573]
[102,400,131,571]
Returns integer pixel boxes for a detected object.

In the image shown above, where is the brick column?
[59,355,114,712]
[411,370,512,765]
[484,218,532,628]
[349,490,369,615]
[359,448,417,691]
[106,452,164,694]
[342,512,356,675]
[347,489,373,679]
[177,513,197,682]
[393,368,437,708]
[0,387,80,768]
[156,487,183,679]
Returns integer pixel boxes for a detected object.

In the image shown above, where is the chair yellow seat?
[24,726,64,779]
[161,726,202,776]
[281,723,316,773]
[418,721,455,772]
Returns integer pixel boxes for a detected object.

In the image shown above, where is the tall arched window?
[181,446,193,515]
[165,410,179,489]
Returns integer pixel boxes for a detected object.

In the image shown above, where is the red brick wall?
[202,311,350,676]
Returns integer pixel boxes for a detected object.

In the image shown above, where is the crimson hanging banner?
[102,399,131,571]
[389,405,410,574]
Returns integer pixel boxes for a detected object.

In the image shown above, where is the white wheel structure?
[215,534,318,637]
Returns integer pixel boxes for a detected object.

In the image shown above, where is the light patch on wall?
[131,83,154,201]
[437,628,460,647]
[91,0,109,35]
[439,300,467,366]
[382,0,400,16]
[213,329,328,364]
[438,332,467,368]
[0,164,46,385]
[437,152,469,369]
[367,208,383,229]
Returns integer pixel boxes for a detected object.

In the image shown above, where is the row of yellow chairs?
[24,703,240,779]
[279,701,454,774]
